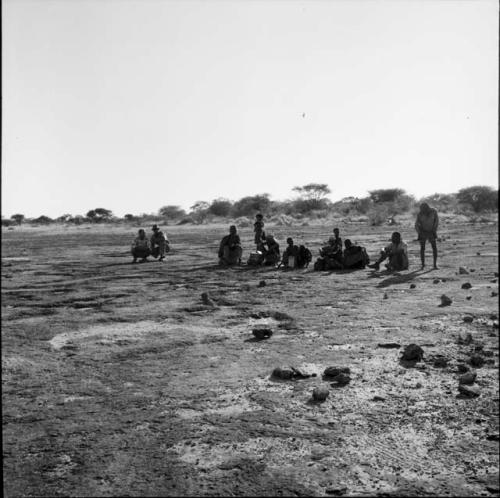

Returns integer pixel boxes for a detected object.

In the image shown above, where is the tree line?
[2,184,497,227]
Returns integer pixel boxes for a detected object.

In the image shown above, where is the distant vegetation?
[2,185,497,228]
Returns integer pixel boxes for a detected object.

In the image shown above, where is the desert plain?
[2,217,499,497]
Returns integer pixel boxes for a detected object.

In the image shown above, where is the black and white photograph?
[2,0,498,496]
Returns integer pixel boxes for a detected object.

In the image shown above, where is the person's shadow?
[375,269,433,288]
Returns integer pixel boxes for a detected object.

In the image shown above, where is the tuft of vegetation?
[456,186,498,213]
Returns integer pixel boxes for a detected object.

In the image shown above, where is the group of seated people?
[132,224,409,273]
[217,226,409,272]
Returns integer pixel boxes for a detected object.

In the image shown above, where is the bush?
[232,194,271,217]
[369,188,406,203]
[158,205,186,219]
[457,186,498,213]
[208,198,233,217]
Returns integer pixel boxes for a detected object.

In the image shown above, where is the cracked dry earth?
[2,222,499,497]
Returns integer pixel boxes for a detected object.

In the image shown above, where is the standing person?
[254,214,266,250]
[131,229,151,263]
[415,202,439,269]
[369,232,409,272]
[218,225,243,266]
[150,224,169,262]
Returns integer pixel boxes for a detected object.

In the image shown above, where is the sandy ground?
[2,220,499,497]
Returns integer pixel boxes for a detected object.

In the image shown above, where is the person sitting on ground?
[262,234,280,266]
[150,224,169,262]
[343,239,370,269]
[415,202,439,269]
[297,245,312,268]
[314,228,344,270]
[281,237,300,268]
[131,229,151,263]
[254,213,266,250]
[218,225,242,266]
[369,231,409,272]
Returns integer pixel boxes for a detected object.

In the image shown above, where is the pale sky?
[2,0,498,218]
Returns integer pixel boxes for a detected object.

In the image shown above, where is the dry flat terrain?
[2,220,499,497]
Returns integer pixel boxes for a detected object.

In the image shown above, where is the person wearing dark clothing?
[262,235,280,266]
[343,239,370,269]
[218,225,243,266]
[281,237,300,268]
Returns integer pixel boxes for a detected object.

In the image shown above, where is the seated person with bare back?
[218,225,242,266]
[131,229,151,263]
[343,239,370,269]
[262,235,280,266]
[369,232,409,272]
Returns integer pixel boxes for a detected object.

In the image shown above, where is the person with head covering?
[218,225,242,266]
[262,234,280,266]
[343,239,370,269]
[415,202,439,269]
[150,224,169,261]
[369,232,409,272]
[131,229,152,263]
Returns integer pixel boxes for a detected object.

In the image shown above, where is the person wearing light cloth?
[281,237,300,268]
[415,202,439,269]
[150,224,169,261]
[131,229,151,263]
[218,225,243,266]
[369,232,409,272]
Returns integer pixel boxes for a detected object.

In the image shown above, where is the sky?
[2,0,498,218]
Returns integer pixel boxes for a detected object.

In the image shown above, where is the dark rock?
[495,272,499,277]
[474,344,484,352]
[252,328,273,340]
[491,279,497,284]
[483,350,494,357]
[383,292,388,299]
[490,314,498,320]
[433,357,448,368]
[325,487,347,496]
[459,372,477,385]
[466,296,472,300]
[457,363,469,373]
[476,252,481,256]
[463,315,474,323]
[486,434,499,441]
[469,354,485,368]
[458,384,480,398]
[410,284,416,289]
[312,386,330,401]
[440,295,452,306]
[491,292,498,297]
[330,373,351,386]
[272,367,294,380]
[461,282,472,290]
[433,279,441,284]
[372,395,386,402]
[459,267,469,275]
[470,269,476,272]
[323,366,351,378]
[258,280,266,287]
[402,344,424,361]
[377,343,401,349]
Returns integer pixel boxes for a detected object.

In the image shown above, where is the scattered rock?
[476,252,481,256]
[459,372,477,385]
[474,344,484,352]
[258,280,266,287]
[291,364,318,379]
[433,279,441,284]
[312,386,330,402]
[490,279,497,284]
[491,292,498,297]
[469,354,485,368]
[459,267,469,275]
[433,357,448,368]
[461,283,472,290]
[410,283,416,289]
[440,295,453,306]
[272,367,294,380]
[490,313,498,320]
[495,272,499,277]
[252,328,273,340]
[377,343,400,349]
[470,269,476,272]
[325,487,348,496]
[457,363,469,373]
[463,315,474,323]
[466,296,472,300]
[458,384,480,398]
[383,293,388,299]
[486,434,499,441]
[372,395,386,402]
[201,292,217,307]
[402,344,424,361]
[323,366,351,378]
